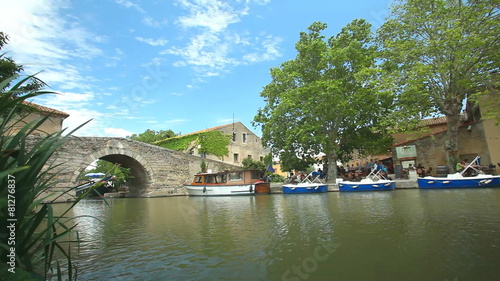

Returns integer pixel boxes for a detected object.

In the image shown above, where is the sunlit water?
[52,189,500,281]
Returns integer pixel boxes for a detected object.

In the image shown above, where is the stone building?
[178,122,269,167]
[390,117,500,177]
[4,101,69,135]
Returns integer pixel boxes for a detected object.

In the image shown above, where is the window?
[195,176,203,183]
[232,132,236,141]
[233,153,239,162]
[205,175,216,183]
[247,155,252,159]
[229,172,243,181]
[242,133,247,143]
[251,171,260,179]
[200,152,206,158]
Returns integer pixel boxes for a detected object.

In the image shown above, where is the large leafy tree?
[377,0,500,170]
[254,20,393,183]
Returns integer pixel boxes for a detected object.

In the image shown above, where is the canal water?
[53,189,500,281]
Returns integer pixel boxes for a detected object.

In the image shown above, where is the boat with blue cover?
[338,168,395,192]
[418,156,500,189]
[75,173,114,197]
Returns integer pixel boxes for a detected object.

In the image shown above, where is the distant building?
[170,122,269,167]
[4,101,69,136]
[344,107,500,177]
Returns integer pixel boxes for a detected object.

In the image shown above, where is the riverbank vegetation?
[254,0,499,181]
[1,32,86,280]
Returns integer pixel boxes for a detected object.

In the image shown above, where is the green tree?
[254,20,393,183]
[0,32,46,93]
[377,0,500,171]
[128,129,177,144]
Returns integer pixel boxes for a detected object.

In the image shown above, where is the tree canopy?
[377,0,500,170]
[127,129,177,144]
[254,20,393,182]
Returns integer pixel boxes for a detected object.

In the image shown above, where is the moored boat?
[184,169,271,196]
[338,169,395,192]
[75,174,114,197]
[282,172,328,194]
[418,157,500,189]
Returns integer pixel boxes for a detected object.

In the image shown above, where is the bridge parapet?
[27,136,239,201]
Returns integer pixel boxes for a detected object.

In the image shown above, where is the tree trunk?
[444,112,461,172]
[326,151,338,184]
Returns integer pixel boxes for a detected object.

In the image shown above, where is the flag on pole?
[267,164,275,173]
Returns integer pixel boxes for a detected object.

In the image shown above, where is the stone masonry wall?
[26,136,239,202]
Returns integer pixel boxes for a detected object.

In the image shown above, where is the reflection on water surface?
[52,189,500,281]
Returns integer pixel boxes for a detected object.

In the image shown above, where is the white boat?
[338,168,395,192]
[418,156,500,189]
[184,169,271,196]
[282,172,328,194]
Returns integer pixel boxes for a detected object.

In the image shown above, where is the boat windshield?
[205,175,217,183]
[194,176,203,183]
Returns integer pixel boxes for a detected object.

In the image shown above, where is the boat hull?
[338,180,395,192]
[418,175,500,189]
[255,182,271,194]
[185,184,260,196]
[75,182,111,198]
[282,183,328,194]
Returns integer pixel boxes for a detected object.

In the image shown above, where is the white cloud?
[104,127,134,137]
[166,0,279,77]
[243,35,283,63]
[0,0,103,90]
[176,0,242,33]
[135,36,169,46]
[142,17,168,28]
[115,0,145,14]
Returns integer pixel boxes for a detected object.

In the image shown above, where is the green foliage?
[127,129,177,144]
[268,174,285,183]
[254,20,393,182]
[242,157,266,171]
[156,133,198,151]
[156,130,231,160]
[0,75,89,280]
[200,159,207,173]
[377,0,500,167]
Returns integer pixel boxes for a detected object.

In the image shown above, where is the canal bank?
[43,179,419,203]
[270,179,418,193]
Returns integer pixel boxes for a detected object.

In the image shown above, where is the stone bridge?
[36,136,238,201]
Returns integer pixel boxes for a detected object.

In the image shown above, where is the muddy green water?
[53,189,500,281]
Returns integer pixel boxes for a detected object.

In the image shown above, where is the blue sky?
[1,0,392,137]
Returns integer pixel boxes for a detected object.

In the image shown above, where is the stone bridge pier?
[35,136,237,201]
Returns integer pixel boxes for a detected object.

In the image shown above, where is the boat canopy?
[85,172,106,178]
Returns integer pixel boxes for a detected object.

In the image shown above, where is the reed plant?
[0,75,89,280]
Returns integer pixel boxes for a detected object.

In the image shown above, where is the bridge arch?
[70,140,155,196]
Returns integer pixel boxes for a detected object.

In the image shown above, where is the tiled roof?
[419,116,447,127]
[22,101,70,117]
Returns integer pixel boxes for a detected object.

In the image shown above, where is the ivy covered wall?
[155,130,231,160]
